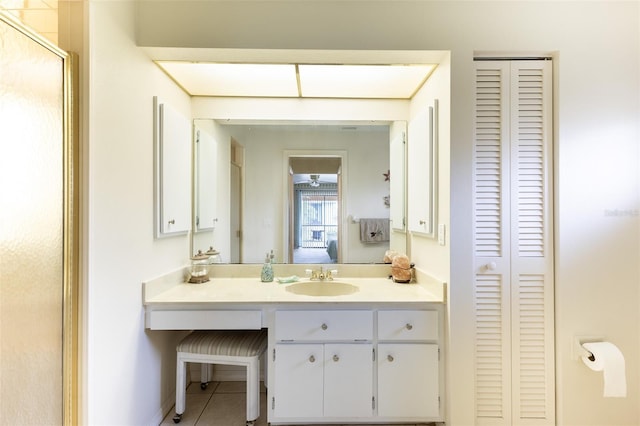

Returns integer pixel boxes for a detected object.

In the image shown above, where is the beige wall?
[86,2,192,424]
[84,1,640,425]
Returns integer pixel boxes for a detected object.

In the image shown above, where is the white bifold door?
[473,59,555,425]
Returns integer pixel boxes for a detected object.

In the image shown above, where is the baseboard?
[148,390,176,426]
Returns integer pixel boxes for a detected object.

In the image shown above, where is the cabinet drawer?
[377,310,438,341]
[275,310,373,341]
[146,309,262,330]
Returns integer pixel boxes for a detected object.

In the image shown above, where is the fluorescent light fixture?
[298,64,435,99]
[156,62,436,99]
[156,62,299,97]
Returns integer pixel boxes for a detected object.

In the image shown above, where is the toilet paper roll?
[582,341,627,397]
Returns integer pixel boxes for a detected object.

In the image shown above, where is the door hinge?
[438,396,441,408]
[196,130,200,143]
[372,396,375,409]
[272,396,275,410]
[402,131,406,144]
[372,347,376,361]
[438,347,440,361]
[195,216,200,226]
[272,348,276,361]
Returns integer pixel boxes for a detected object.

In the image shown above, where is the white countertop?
[144,274,444,307]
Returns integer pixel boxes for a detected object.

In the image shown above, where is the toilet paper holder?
[581,347,596,362]
[573,336,601,361]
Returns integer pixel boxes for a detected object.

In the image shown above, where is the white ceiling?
[293,173,338,185]
[156,61,436,99]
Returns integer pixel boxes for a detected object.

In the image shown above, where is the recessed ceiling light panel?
[157,62,299,97]
[298,64,435,99]
[156,61,436,99]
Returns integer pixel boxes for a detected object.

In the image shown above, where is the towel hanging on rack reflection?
[359,218,389,243]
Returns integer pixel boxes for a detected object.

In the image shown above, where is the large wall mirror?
[191,121,407,264]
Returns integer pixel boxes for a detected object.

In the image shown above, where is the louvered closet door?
[473,60,554,426]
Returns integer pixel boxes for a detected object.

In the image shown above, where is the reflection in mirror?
[193,124,217,232]
[191,121,409,264]
[389,121,408,253]
[229,140,243,263]
[290,157,340,264]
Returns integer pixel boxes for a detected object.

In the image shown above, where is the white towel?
[360,218,389,243]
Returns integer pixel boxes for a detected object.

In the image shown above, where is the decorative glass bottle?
[188,250,211,283]
[260,252,274,282]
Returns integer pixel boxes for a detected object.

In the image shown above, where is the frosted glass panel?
[0,19,64,425]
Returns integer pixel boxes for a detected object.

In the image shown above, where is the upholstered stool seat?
[173,329,268,425]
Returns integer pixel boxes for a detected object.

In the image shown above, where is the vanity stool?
[173,329,268,425]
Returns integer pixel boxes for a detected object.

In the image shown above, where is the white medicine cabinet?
[408,99,439,238]
[153,96,191,237]
[193,123,217,232]
[389,122,407,233]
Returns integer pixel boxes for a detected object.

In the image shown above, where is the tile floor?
[161,380,436,426]
[293,247,333,264]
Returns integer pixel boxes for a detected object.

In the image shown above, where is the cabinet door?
[193,124,217,232]
[324,344,373,418]
[154,98,191,236]
[273,344,323,418]
[407,100,438,237]
[377,343,439,418]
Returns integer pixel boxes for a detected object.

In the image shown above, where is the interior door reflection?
[292,173,338,264]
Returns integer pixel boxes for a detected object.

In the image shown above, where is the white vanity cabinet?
[272,343,374,419]
[269,307,443,425]
[377,310,440,418]
[271,310,374,421]
[142,273,446,423]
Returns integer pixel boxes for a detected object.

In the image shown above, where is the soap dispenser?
[260,252,274,282]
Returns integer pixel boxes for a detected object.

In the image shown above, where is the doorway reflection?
[292,174,338,263]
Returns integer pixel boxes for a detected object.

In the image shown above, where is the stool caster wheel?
[246,421,255,426]
[200,382,208,390]
[172,413,182,424]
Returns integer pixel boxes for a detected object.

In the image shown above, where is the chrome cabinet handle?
[405,323,413,330]
[168,219,175,225]
[321,323,328,330]
[309,355,315,363]
[387,355,394,362]
[332,354,339,362]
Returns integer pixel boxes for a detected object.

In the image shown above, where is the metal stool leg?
[200,363,212,389]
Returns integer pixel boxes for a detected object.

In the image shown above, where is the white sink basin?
[285,281,359,296]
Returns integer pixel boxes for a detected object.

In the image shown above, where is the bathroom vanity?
[143,265,445,425]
